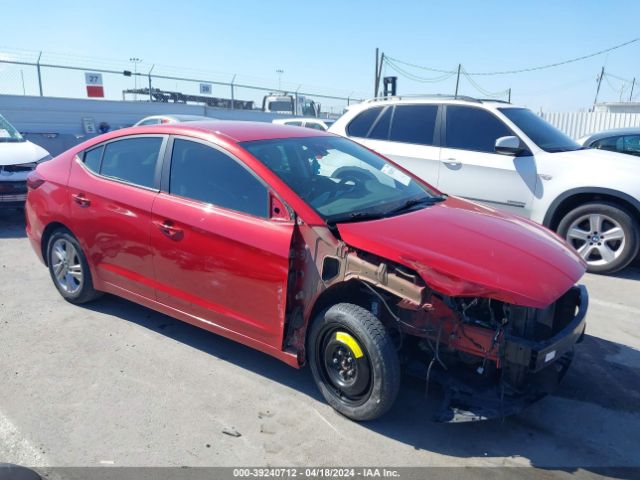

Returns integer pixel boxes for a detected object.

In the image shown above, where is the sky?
[1,0,639,112]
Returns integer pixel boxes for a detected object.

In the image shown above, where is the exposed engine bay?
[285,223,588,422]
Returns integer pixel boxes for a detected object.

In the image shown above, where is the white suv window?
[445,106,512,153]
[346,107,384,137]
[389,105,438,145]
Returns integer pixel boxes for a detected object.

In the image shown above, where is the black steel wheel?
[308,303,400,421]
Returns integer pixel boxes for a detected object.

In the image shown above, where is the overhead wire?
[384,57,456,83]
[386,37,640,76]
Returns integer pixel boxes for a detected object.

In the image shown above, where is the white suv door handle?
[443,159,461,167]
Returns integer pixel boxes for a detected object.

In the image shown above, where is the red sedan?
[25,121,588,422]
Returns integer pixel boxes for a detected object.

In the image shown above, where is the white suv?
[329,96,640,273]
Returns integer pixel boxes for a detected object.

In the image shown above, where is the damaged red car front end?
[329,198,588,422]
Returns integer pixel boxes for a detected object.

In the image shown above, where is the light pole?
[275,69,284,92]
[129,57,142,100]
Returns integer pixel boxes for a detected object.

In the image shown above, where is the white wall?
[541,111,640,139]
[0,94,293,154]
[0,94,286,135]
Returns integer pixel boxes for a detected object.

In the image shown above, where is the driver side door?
[151,137,295,349]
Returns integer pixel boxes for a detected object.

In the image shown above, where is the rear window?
[368,107,392,140]
[100,137,163,189]
[346,107,384,137]
[83,146,104,173]
[389,105,438,145]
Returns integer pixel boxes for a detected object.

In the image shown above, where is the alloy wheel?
[565,213,626,267]
[51,238,84,295]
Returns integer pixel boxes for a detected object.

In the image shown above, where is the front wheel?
[308,303,400,421]
[557,202,639,274]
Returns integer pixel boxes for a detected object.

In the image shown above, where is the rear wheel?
[558,202,639,274]
[308,303,400,421]
[47,230,101,304]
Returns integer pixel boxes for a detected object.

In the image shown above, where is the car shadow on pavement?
[0,209,26,238]
[608,264,640,280]
[83,295,640,473]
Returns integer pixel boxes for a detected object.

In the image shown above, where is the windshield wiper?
[386,195,446,215]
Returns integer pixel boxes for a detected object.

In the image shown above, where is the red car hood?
[337,197,586,308]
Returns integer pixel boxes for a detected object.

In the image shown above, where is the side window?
[623,136,640,156]
[592,136,623,152]
[368,106,392,140]
[389,105,438,145]
[305,122,325,130]
[139,119,161,126]
[445,106,513,153]
[346,107,384,137]
[169,139,268,218]
[285,121,303,127]
[83,145,104,173]
[100,137,163,188]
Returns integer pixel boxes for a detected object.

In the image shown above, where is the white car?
[0,114,51,208]
[329,95,640,273]
[133,114,214,126]
[272,117,336,131]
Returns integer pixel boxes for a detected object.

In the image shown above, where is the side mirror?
[495,136,527,156]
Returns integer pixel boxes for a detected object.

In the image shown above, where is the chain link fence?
[0,48,367,117]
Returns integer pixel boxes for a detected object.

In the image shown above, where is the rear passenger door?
[437,105,537,216]
[68,135,166,299]
[347,104,441,187]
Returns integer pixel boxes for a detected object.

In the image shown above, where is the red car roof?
[159,120,330,143]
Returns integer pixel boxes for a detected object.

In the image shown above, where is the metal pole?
[376,53,385,97]
[148,65,155,102]
[630,78,636,101]
[374,48,379,98]
[231,74,236,110]
[20,70,26,95]
[36,51,43,96]
[454,64,461,98]
[593,66,605,111]
[508,88,511,103]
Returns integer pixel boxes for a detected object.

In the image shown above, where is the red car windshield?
[241,136,442,224]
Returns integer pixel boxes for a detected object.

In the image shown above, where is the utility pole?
[454,64,461,98]
[20,70,26,95]
[592,66,605,111]
[630,78,636,101]
[231,74,236,110]
[376,52,385,97]
[147,64,154,102]
[129,57,142,100]
[36,51,43,96]
[374,48,379,98]
[508,88,511,103]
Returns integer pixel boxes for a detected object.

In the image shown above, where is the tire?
[308,303,400,421]
[557,202,640,274]
[46,229,102,304]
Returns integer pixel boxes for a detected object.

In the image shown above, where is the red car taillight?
[27,170,45,190]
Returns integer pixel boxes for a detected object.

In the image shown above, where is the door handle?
[443,158,462,168]
[154,220,183,240]
[72,193,91,207]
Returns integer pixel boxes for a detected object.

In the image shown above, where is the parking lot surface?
[1,209,639,471]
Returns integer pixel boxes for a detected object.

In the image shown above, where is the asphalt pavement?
[1,209,639,475]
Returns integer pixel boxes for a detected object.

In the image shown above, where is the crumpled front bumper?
[427,285,589,423]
